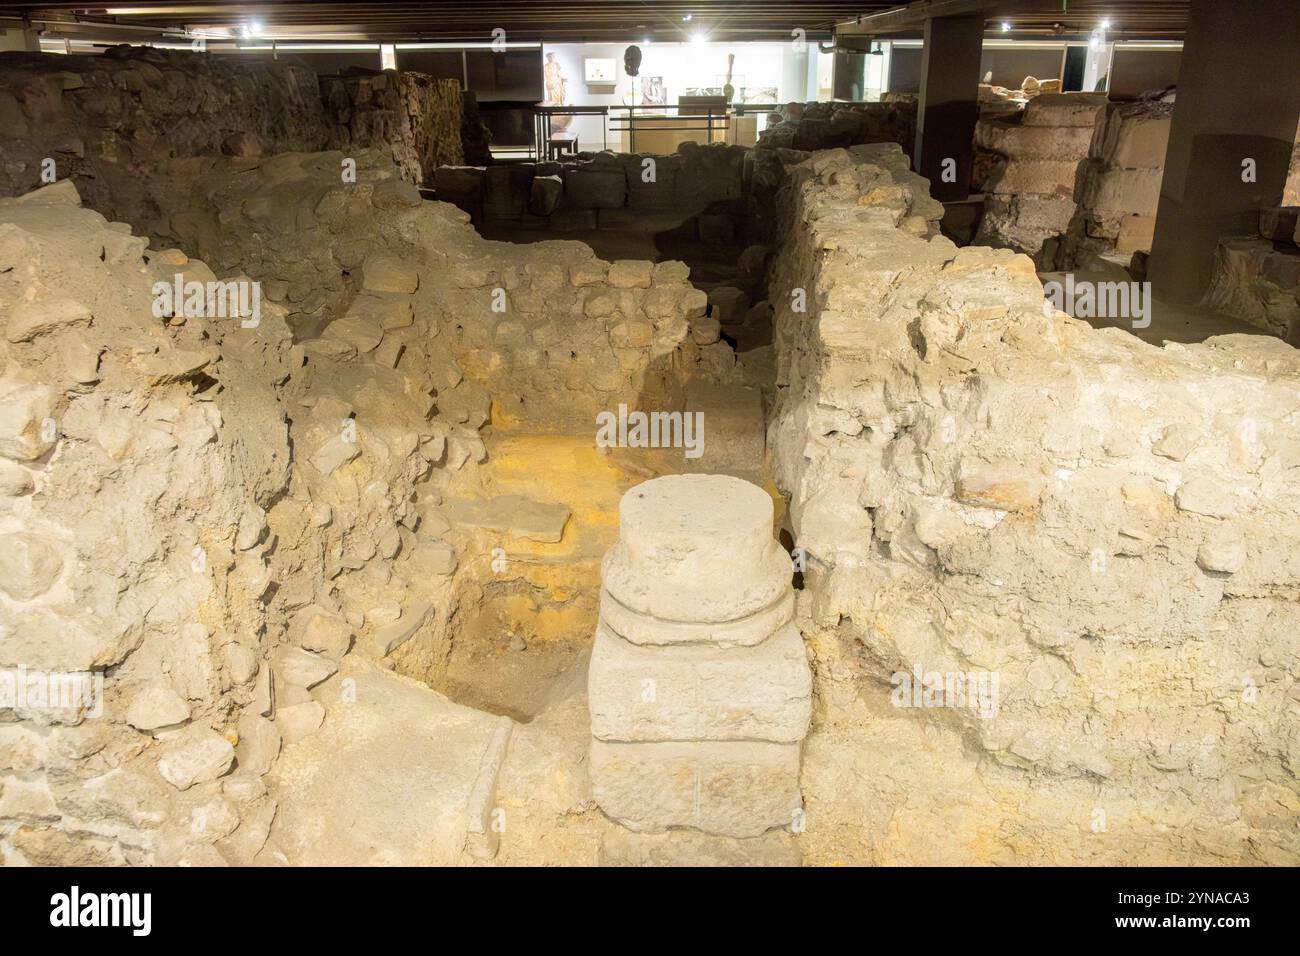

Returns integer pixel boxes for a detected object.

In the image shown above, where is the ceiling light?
[683,14,692,22]
[1100,19,1111,30]
[1001,22,1011,32]
[692,32,707,47]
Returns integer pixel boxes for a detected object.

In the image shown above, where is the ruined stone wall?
[974,93,1107,265]
[976,93,1172,270]
[1206,207,1300,342]
[0,47,331,222]
[430,99,916,245]
[321,71,464,184]
[1058,98,1172,267]
[755,99,916,155]
[0,49,466,219]
[435,142,749,242]
[0,141,711,863]
[768,144,1300,863]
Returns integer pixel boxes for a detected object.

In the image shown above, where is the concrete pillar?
[588,474,811,837]
[913,15,984,202]
[1148,0,1300,304]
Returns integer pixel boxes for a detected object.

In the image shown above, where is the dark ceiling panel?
[0,1,1192,43]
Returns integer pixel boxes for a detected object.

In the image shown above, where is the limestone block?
[1260,206,1299,244]
[484,164,533,221]
[235,714,281,775]
[1022,92,1108,128]
[277,701,326,743]
[529,174,563,216]
[590,739,801,837]
[608,259,652,289]
[708,285,748,327]
[363,256,419,294]
[1096,108,1171,169]
[297,607,353,660]
[1174,476,1240,518]
[273,646,338,689]
[975,121,1093,159]
[565,165,626,209]
[371,177,422,209]
[322,316,383,353]
[955,460,1047,512]
[1079,162,1163,218]
[0,459,34,496]
[1115,214,1156,255]
[433,165,484,218]
[601,475,791,625]
[0,532,64,600]
[987,159,1080,197]
[157,731,235,791]
[681,382,766,478]
[6,295,92,343]
[346,293,413,330]
[589,623,811,743]
[0,380,55,461]
[127,685,191,732]
[549,207,598,230]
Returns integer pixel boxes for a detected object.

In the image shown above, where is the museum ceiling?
[0,0,1193,45]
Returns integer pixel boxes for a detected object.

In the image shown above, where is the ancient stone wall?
[767,144,1300,863]
[321,71,464,184]
[0,139,716,862]
[1057,98,1172,267]
[0,47,331,222]
[755,98,916,155]
[430,99,916,245]
[1206,206,1300,342]
[976,93,1172,270]
[0,49,466,220]
[974,93,1107,265]
[435,142,749,242]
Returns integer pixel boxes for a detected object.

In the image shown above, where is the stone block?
[590,739,801,837]
[529,174,563,216]
[1079,162,1163,218]
[987,159,1080,197]
[483,164,533,221]
[1260,206,1300,244]
[565,165,626,209]
[588,623,811,743]
[1115,214,1156,255]
[1022,92,1108,128]
[975,121,1094,159]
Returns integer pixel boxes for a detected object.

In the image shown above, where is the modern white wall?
[541,40,823,150]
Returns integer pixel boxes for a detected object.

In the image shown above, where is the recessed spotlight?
[1001,22,1011,32]
[683,14,692,22]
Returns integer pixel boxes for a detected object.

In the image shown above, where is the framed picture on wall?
[584,58,617,83]
[641,76,666,106]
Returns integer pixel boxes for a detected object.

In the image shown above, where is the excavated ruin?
[1,43,1299,869]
